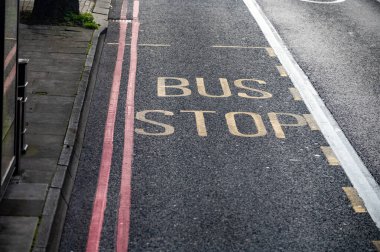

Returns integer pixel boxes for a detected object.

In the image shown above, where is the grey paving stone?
[20,170,55,184]
[26,134,64,147]
[93,6,110,15]
[21,40,89,48]
[23,143,62,159]
[23,134,64,159]
[28,64,84,73]
[94,1,110,9]
[26,111,70,124]
[21,52,86,61]
[27,97,74,114]
[27,102,73,115]
[0,183,48,216]
[0,216,38,252]
[26,122,68,136]
[1,183,48,201]
[29,94,75,105]
[20,157,58,172]
[26,57,84,65]
[21,45,88,54]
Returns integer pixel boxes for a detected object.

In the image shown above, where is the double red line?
[86,0,140,251]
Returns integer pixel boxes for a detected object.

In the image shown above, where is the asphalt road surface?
[60,0,380,251]
[256,0,380,187]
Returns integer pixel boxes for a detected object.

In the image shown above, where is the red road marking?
[132,0,140,19]
[120,0,128,19]
[85,0,129,250]
[116,1,140,251]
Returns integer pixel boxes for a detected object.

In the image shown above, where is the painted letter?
[225,112,267,137]
[180,110,216,137]
[268,112,307,139]
[135,110,174,136]
[196,78,232,98]
[234,79,272,99]
[157,77,191,97]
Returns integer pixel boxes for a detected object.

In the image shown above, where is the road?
[60,0,380,251]
[256,0,380,186]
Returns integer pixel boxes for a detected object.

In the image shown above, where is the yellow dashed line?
[303,114,320,131]
[211,46,277,58]
[289,87,302,101]
[211,45,267,49]
[276,65,288,77]
[342,187,367,213]
[372,241,380,252]
[265,47,276,57]
[320,146,340,166]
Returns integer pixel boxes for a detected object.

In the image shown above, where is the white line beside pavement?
[243,0,380,229]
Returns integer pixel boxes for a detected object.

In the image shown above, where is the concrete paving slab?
[28,64,85,73]
[26,122,68,136]
[0,216,38,252]
[22,52,86,61]
[93,6,110,15]
[0,183,48,216]
[22,40,89,48]
[28,71,81,81]
[20,170,55,184]
[27,96,74,114]
[26,113,69,125]
[23,143,63,159]
[20,157,59,172]
[21,45,88,54]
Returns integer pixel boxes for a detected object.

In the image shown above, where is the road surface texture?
[60,0,380,251]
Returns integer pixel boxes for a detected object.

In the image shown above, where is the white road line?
[300,0,346,4]
[243,0,380,229]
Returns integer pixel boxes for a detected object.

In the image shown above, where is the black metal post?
[17,59,29,154]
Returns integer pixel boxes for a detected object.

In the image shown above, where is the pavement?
[20,0,96,14]
[0,1,109,251]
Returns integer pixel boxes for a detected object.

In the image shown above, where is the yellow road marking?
[211,45,268,49]
[320,146,340,166]
[268,112,307,139]
[289,87,302,101]
[276,65,288,77]
[265,47,276,57]
[372,241,380,252]
[342,187,367,213]
[180,110,216,137]
[303,114,320,131]
[212,45,277,58]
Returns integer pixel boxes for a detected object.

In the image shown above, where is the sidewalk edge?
[31,6,110,252]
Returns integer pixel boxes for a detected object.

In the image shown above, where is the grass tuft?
[63,12,100,29]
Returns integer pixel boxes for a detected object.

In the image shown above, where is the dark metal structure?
[0,0,21,199]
